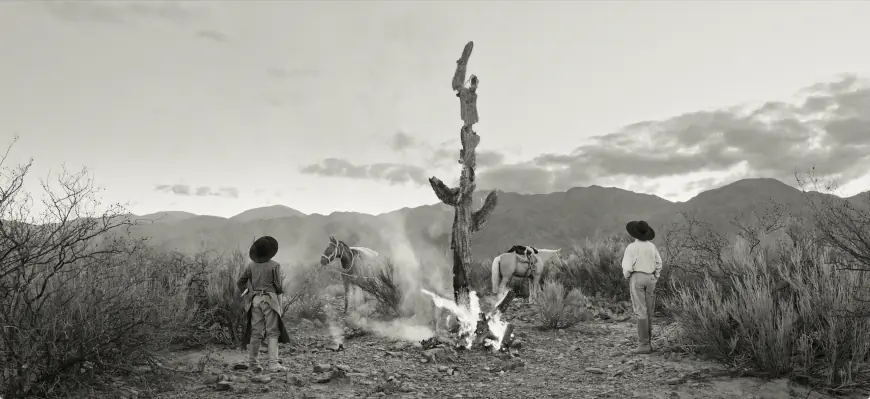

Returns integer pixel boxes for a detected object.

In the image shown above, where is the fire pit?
[422,289,518,352]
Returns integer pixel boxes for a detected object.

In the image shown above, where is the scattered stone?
[232,363,248,371]
[666,377,684,385]
[215,380,233,391]
[251,374,271,383]
[286,374,306,387]
[585,367,605,374]
[313,363,332,373]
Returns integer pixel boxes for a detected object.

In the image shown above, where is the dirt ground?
[95,299,866,399]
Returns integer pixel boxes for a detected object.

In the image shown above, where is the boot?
[248,338,263,372]
[631,319,651,354]
[267,337,287,372]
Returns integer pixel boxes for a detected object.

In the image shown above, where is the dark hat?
[626,221,655,241]
[249,236,279,263]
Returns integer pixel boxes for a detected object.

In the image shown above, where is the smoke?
[347,312,434,341]
[377,211,451,322]
[322,300,344,346]
[324,210,455,342]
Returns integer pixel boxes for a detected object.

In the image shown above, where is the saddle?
[506,245,539,277]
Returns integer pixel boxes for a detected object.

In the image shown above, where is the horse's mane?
[350,246,379,257]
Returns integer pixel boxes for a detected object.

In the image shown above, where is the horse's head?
[321,236,340,266]
[554,248,568,267]
[540,248,568,267]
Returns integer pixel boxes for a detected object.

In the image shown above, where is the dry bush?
[201,249,248,347]
[353,259,403,317]
[280,264,329,323]
[0,139,211,398]
[533,278,593,330]
[664,176,870,393]
[538,235,632,301]
[466,260,492,294]
[667,233,870,390]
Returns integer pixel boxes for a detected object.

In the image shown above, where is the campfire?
[421,289,518,352]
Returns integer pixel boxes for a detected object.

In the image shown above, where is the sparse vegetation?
[353,258,403,317]
[533,278,593,329]
[4,128,870,398]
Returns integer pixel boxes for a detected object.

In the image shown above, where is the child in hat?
[237,236,292,372]
[621,221,662,355]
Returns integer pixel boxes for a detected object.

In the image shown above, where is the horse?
[320,235,380,314]
[491,247,567,304]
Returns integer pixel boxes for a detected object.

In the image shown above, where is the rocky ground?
[99,302,863,399]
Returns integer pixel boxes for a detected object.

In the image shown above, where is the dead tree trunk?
[429,41,498,308]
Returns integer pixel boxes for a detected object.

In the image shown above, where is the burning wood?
[423,290,519,352]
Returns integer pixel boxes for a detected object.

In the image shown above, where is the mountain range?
[123,178,868,267]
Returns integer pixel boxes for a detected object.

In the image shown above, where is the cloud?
[155,184,191,196]
[300,158,428,186]
[473,74,870,195]
[301,131,507,187]
[266,67,320,79]
[194,29,230,42]
[155,184,239,198]
[476,151,506,168]
[43,2,198,25]
[390,131,416,151]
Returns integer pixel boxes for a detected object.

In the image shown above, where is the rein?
[321,240,379,280]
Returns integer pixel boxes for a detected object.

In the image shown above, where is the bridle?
[321,241,357,274]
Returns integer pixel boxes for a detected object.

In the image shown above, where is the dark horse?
[319,236,380,314]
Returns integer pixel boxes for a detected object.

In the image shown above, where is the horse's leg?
[343,276,350,315]
[531,269,542,305]
[497,277,510,301]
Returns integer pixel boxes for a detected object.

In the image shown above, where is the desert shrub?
[202,249,248,347]
[0,144,213,397]
[539,235,632,301]
[533,278,593,330]
[282,265,329,322]
[466,260,492,294]
[667,231,870,390]
[354,259,403,317]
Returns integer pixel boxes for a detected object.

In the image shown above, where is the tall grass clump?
[666,231,870,391]
[281,263,331,323]
[354,259,403,317]
[467,260,492,294]
[533,278,593,330]
[540,235,632,301]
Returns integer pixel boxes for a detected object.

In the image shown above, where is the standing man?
[238,236,291,372]
[621,221,662,355]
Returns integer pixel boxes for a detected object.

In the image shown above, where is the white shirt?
[621,239,663,279]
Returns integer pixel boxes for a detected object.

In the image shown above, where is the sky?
[1,1,870,219]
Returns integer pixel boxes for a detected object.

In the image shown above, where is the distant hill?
[229,205,306,223]
[123,178,863,266]
[131,211,199,224]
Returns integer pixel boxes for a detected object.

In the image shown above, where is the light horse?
[320,236,380,314]
[491,245,567,304]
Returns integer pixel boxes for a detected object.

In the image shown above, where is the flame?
[422,289,510,351]
[420,289,481,348]
[484,291,510,351]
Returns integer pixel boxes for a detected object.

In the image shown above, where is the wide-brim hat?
[249,236,279,263]
[626,221,655,241]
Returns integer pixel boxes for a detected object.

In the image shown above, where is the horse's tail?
[491,254,501,294]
